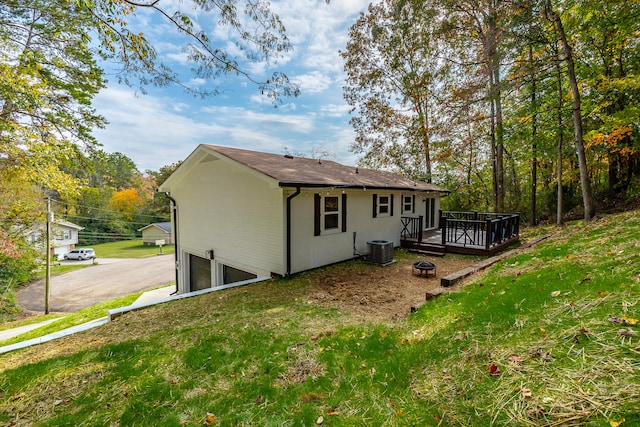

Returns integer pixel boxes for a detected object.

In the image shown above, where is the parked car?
[64,248,96,260]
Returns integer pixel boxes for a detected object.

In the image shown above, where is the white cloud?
[293,71,333,94]
[320,103,351,117]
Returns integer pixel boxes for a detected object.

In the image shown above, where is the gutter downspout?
[165,192,179,295]
[285,186,301,276]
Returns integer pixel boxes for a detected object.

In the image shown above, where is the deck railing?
[440,211,520,250]
[401,216,424,243]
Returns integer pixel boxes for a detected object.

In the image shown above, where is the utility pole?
[45,197,52,314]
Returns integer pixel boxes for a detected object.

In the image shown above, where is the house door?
[425,198,436,229]
[189,254,212,292]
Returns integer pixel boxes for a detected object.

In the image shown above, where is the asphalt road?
[17,255,176,313]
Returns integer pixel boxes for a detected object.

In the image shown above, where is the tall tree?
[342,0,444,180]
[543,0,595,219]
[0,0,106,197]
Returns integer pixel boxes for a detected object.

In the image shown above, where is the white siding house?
[159,145,448,294]
[26,220,83,258]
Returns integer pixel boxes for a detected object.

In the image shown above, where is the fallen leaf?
[609,316,623,324]
[204,413,216,425]
[621,316,638,326]
[610,419,625,427]
[433,414,441,422]
[619,329,638,337]
[489,364,501,377]
[316,416,324,425]
[256,395,263,404]
[522,388,532,399]
[551,291,561,297]
[396,409,405,416]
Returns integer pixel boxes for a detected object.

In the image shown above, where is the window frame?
[314,192,347,236]
[373,193,394,218]
[322,195,340,232]
[402,195,414,213]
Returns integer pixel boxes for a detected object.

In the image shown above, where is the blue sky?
[92,0,371,172]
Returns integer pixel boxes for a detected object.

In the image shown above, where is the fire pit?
[412,261,436,277]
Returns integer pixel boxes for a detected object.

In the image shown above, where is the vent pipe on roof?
[284,154,294,159]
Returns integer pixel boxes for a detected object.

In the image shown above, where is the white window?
[378,196,390,215]
[373,194,393,217]
[314,193,346,236]
[403,195,413,213]
[323,196,340,230]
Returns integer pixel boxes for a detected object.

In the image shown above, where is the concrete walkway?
[0,318,63,342]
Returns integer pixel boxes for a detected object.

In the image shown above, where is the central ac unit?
[367,240,394,265]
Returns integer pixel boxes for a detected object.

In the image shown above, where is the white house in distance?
[158,144,448,294]
[138,222,173,245]
[26,220,84,258]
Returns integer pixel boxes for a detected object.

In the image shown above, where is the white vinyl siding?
[173,157,284,291]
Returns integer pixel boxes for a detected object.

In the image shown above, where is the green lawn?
[1,211,638,426]
[90,239,175,258]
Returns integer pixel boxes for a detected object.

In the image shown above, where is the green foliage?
[0,243,39,322]
[0,243,38,286]
[345,0,640,217]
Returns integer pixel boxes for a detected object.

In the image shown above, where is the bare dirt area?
[305,252,482,321]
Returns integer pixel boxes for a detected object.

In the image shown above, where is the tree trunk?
[529,46,538,226]
[555,46,564,225]
[486,3,504,213]
[545,0,595,220]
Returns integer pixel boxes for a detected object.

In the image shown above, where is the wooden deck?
[401,211,520,256]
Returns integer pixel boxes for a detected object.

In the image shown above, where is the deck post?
[485,218,492,250]
[418,216,424,243]
[441,216,447,245]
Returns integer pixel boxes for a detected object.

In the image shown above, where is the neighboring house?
[138,222,173,245]
[158,144,449,294]
[26,220,84,258]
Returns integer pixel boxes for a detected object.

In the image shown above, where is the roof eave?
[279,182,449,192]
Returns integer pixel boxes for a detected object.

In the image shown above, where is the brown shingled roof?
[204,145,448,192]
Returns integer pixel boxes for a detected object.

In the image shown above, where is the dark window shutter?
[314,193,321,236]
[390,194,394,216]
[412,195,416,213]
[372,194,378,218]
[342,193,347,232]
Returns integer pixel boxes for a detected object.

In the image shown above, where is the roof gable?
[138,222,172,233]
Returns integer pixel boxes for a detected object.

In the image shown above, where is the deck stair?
[401,240,446,256]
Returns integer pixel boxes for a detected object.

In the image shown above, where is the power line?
[61,214,152,226]
[51,198,169,220]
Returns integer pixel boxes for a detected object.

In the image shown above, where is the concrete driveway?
[17,255,176,313]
